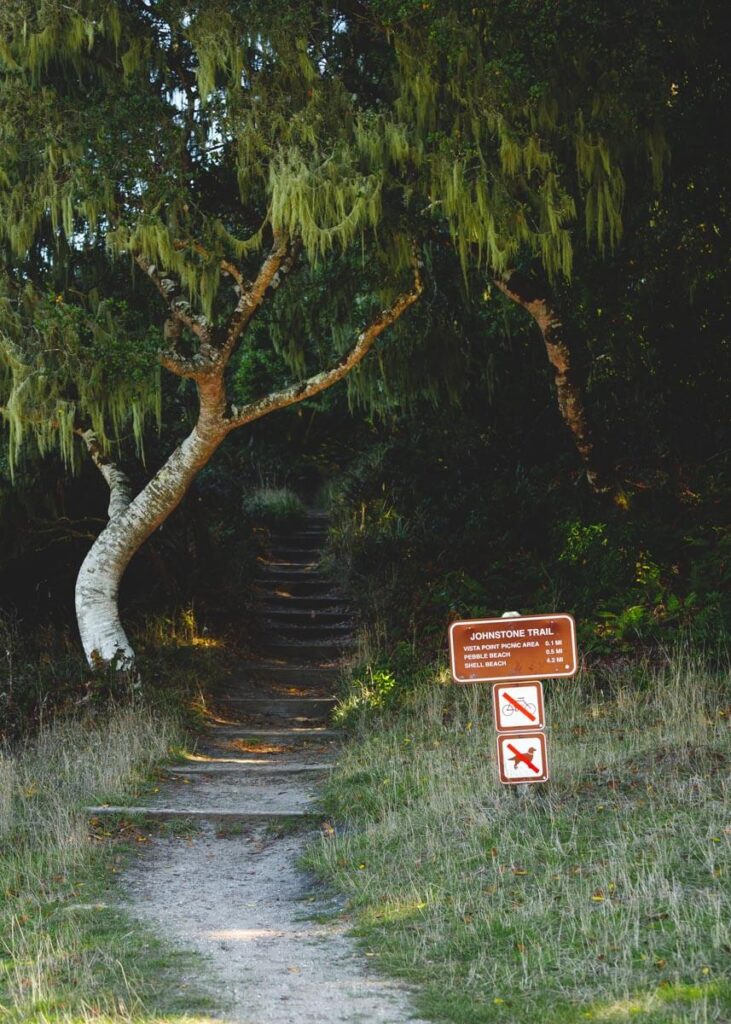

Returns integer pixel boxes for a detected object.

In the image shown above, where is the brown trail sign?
[449,613,577,684]
[447,611,579,788]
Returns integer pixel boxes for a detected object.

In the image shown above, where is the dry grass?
[0,704,214,1023]
[309,649,731,1023]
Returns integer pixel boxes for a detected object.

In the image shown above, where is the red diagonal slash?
[506,742,541,773]
[503,692,537,722]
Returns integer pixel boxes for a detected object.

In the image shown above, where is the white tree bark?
[76,241,422,672]
[76,421,223,670]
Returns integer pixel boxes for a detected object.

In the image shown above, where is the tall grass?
[309,648,731,1023]
[0,704,207,1023]
[243,485,307,526]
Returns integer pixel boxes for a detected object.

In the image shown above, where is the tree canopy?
[1,0,700,469]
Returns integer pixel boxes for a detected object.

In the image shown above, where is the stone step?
[164,762,331,776]
[260,595,351,611]
[268,545,324,558]
[170,751,337,767]
[255,579,338,597]
[204,689,335,708]
[87,806,317,823]
[205,726,342,739]
[225,661,342,685]
[257,645,349,664]
[259,607,350,624]
[260,621,353,641]
[270,527,327,541]
[211,696,337,710]
[256,564,326,579]
[205,703,335,725]
[259,556,321,570]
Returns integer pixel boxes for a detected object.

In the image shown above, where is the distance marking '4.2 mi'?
[496,731,549,784]
[492,681,545,732]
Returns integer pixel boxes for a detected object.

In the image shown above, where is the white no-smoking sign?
[492,681,545,732]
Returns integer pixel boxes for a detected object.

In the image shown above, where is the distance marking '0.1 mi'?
[496,731,549,784]
[492,681,545,732]
[449,613,578,683]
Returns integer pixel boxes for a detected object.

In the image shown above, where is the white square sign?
[497,731,549,784]
[492,681,545,732]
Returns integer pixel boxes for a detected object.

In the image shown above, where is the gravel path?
[125,824,426,1023]
[118,513,427,1023]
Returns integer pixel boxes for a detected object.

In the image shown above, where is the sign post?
[448,611,578,788]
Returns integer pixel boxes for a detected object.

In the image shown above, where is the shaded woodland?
[0,0,728,710]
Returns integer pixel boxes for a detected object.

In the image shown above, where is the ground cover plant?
[309,650,731,1023]
[0,704,216,1023]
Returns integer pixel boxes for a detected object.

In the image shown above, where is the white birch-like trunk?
[75,421,223,670]
[74,250,421,672]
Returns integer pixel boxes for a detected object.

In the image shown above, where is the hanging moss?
[0,282,160,476]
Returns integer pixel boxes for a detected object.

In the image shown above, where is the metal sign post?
[448,610,578,789]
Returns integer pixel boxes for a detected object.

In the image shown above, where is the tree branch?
[77,430,134,520]
[226,254,423,430]
[494,270,616,497]
[158,316,202,379]
[134,251,213,356]
[221,235,299,362]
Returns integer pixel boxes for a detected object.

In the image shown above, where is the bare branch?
[494,271,615,496]
[220,258,246,289]
[226,253,423,431]
[159,317,201,379]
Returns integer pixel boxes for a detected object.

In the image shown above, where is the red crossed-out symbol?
[506,742,541,774]
[502,691,537,722]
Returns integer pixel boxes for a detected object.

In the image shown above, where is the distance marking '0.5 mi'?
[496,731,549,784]
[492,681,545,732]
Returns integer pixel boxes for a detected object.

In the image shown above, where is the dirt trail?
[117,512,427,1023]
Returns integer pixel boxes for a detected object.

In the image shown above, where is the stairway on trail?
[88,510,353,822]
[105,511,428,1024]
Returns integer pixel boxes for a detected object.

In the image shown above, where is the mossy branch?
[227,250,423,430]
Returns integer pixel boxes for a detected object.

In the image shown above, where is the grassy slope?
[0,705,215,1023]
[307,654,731,1023]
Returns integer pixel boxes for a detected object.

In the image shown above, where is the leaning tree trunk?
[75,249,422,672]
[494,270,616,498]
[76,394,225,670]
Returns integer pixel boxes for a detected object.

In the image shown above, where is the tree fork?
[75,250,423,671]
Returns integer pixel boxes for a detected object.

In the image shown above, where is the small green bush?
[243,486,307,526]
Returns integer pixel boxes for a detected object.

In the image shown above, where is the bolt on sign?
[449,613,578,684]
[492,681,545,732]
[496,731,549,784]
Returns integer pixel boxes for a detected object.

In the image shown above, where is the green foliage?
[0,283,161,473]
[324,384,730,678]
[0,0,713,475]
